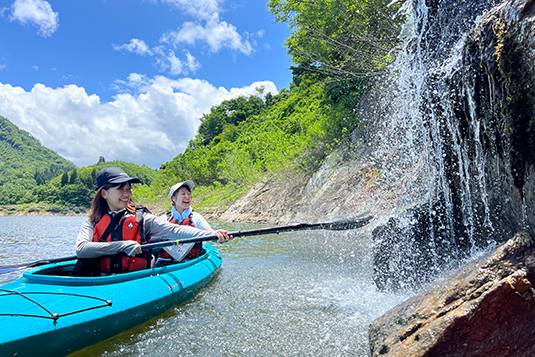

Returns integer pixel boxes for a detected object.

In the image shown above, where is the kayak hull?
[0,244,222,357]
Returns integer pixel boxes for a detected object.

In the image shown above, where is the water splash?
[369,0,509,291]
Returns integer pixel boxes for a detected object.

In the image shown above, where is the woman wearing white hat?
[156,180,227,266]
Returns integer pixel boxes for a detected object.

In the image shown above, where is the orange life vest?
[93,211,149,273]
[164,211,203,259]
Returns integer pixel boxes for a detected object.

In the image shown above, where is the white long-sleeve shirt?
[76,211,216,258]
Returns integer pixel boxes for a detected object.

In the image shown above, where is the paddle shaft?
[0,213,372,273]
[142,214,373,250]
[2,255,78,270]
[0,255,79,275]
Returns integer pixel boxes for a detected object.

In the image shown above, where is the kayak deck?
[0,244,222,357]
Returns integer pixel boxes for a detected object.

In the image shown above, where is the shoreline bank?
[0,210,86,217]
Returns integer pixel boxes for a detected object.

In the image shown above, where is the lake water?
[0,216,409,356]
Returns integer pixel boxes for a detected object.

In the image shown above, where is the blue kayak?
[0,244,222,357]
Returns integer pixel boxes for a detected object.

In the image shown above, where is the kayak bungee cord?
[0,289,112,321]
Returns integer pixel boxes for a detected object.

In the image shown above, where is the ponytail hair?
[88,183,112,223]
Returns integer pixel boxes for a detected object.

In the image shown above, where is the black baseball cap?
[96,167,141,189]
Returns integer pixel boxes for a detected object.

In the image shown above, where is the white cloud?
[32,65,38,70]
[113,41,201,76]
[0,78,278,168]
[158,0,221,20]
[112,38,152,56]
[185,50,201,72]
[165,50,184,75]
[161,13,253,55]
[9,0,58,37]
[117,0,254,73]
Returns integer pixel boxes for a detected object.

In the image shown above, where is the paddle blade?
[322,215,373,231]
[0,266,22,275]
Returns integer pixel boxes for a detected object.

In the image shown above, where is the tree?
[34,169,45,185]
[197,95,266,144]
[69,169,78,185]
[267,0,406,81]
[61,172,69,186]
[91,168,97,187]
[97,156,106,164]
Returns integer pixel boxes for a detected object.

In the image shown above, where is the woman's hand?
[215,230,233,244]
[121,241,142,256]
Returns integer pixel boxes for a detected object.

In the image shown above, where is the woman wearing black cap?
[74,167,231,276]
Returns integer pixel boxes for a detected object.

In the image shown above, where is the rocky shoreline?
[369,231,535,356]
[0,209,86,217]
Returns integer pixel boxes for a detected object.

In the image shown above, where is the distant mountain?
[0,115,76,204]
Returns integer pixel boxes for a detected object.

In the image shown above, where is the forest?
[0,0,405,215]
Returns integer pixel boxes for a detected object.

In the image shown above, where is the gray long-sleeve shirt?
[76,211,217,258]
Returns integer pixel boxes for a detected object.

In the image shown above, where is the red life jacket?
[164,211,203,259]
[93,210,149,273]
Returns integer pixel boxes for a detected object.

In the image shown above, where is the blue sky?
[0,0,293,168]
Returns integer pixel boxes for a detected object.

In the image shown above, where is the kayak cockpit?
[33,264,75,277]
[23,244,222,286]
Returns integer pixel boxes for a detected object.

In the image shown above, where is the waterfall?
[368,0,530,291]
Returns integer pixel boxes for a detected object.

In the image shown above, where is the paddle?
[0,213,372,275]
[142,212,373,251]
[0,256,78,275]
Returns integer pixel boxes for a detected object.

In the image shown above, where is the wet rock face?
[369,231,535,357]
[372,0,535,291]
[461,0,535,199]
[372,206,444,292]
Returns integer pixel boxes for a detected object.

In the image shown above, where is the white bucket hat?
[169,180,195,200]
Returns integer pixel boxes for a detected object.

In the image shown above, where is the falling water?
[369,0,515,290]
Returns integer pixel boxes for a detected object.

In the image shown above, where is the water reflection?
[0,216,85,283]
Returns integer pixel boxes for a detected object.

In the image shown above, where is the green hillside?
[134,76,365,216]
[0,116,157,213]
[31,160,158,210]
[0,116,76,205]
